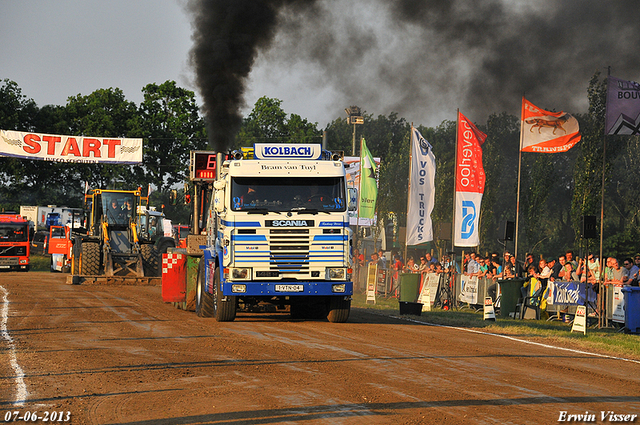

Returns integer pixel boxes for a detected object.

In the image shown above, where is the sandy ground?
[1,271,639,424]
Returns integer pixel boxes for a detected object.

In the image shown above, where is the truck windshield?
[231,177,346,212]
[0,224,28,242]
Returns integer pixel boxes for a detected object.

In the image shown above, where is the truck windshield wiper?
[246,209,280,215]
[290,208,331,215]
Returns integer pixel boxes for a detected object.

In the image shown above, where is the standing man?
[622,258,639,285]
[377,249,387,270]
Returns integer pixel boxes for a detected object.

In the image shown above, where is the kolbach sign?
[0,130,142,164]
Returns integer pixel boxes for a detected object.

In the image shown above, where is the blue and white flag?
[406,127,436,245]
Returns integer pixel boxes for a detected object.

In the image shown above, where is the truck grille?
[0,246,26,256]
[269,229,309,272]
[233,228,346,278]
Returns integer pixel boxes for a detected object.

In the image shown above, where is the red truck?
[0,213,31,271]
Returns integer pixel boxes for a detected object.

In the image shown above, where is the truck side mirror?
[348,188,358,211]
[214,190,225,213]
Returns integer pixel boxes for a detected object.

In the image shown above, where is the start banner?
[0,130,142,164]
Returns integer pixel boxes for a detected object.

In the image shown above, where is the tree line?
[1,73,638,260]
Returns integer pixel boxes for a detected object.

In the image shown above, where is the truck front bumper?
[221,281,353,297]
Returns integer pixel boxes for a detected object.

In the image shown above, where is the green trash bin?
[498,279,524,318]
[399,273,421,303]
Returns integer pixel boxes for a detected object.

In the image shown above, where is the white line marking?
[382,312,640,365]
[1,285,28,405]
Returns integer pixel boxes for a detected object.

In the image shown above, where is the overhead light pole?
[345,106,363,156]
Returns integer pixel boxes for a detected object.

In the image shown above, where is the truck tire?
[156,238,175,255]
[327,296,351,323]
[196,260,214,317]
[141,244,159,277]
[80,242,101,276]
[214,267,236,322]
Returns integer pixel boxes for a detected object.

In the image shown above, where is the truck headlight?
[332,284,346,293]
[19,259,28,264]
[326,267,345,280]
[231,284,247,293]
[231,267,251,280]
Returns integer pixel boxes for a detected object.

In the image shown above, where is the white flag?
[406,127,436,245]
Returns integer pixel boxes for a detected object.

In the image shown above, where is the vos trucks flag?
[406,127,435,245]
[605,75,640,136]
[0,130,142,164]
[520,97,580,153]
[454,112,487,247]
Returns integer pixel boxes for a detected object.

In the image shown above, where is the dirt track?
[1,272,640,424]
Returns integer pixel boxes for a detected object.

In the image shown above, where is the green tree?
[65,87,140,189]
[137,80,207,194]
[235,97,321,148]
[0,80,75,210]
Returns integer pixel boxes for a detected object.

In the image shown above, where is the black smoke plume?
[187,0,317,151]
[188,0,640,134]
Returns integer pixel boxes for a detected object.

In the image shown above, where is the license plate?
[275,284,304,292]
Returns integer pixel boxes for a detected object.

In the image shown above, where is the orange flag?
[520,97,581,153]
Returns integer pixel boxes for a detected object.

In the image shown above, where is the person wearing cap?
[550,256,565,282]
[540,258,554,280]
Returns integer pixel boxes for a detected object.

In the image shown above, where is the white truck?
[194,144,355,322]
[20,205,79,230]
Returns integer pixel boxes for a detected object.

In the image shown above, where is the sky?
[2,0,640,134]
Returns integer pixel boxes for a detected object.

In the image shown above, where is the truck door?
[47,226,71,255]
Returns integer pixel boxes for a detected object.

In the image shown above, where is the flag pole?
[452,110,459,253]
[404,125,415,267]
[598,73,610,327]
[357,136,363,260]
[514,96,525,261]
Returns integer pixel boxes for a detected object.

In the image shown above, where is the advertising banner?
[0,130,142,164]
[605,75,640,136]
[406,126,436,245]
[454,112,486,247]
[520,98,581,153]
[547,281,597,306]
[458,275,478,305]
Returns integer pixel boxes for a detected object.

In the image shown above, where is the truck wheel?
[214,267,236,322]
[327,296,351,323]
[196,260,214,317]
[141,244,159,277]
[80,242,100,275]
[157,238,175,255]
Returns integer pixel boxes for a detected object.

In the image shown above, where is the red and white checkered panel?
[161,253,187,303]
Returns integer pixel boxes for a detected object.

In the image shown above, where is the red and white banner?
[0,130,142,164]
[454,112,486,247]
[520,97,581,153]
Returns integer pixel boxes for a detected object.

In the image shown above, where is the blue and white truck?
[194,144,355,322]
